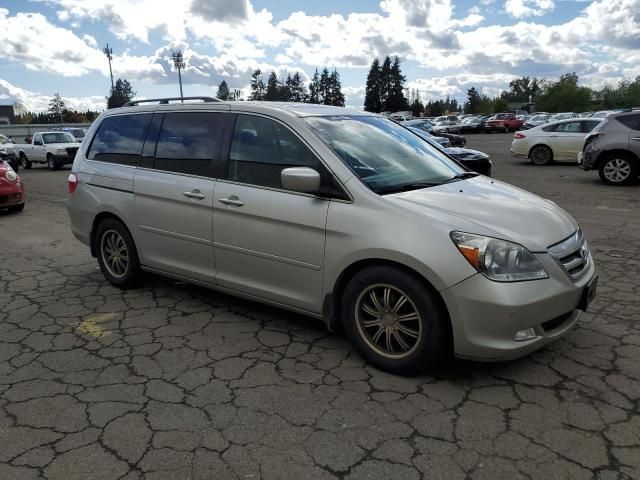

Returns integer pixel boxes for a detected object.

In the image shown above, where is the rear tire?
[598,154,637,186]
[95,218,142,289]
[341,266,450,375]
[21,154,32,170]
[530,145,553,166]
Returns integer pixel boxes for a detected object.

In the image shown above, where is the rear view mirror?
[281,167,321,193]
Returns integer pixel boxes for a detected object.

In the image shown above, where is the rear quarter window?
[87,114,152,165]
[615,114,640,131]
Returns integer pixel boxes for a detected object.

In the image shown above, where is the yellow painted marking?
[73,313,116,338]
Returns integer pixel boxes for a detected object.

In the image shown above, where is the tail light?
[68,173,78,193]
[514,133,526,139]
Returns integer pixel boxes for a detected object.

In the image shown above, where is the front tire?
[341,266,450,375]
[530,145,553,166]
[95,218,142,289]
[599,154,637,185]
[47,154,58,170]
[21,154,32,170]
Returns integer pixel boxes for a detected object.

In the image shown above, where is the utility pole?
[172,51,186,102]
[103,44,114,91]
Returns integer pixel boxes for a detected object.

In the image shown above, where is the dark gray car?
[580,111,640,185]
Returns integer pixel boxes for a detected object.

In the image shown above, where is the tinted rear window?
[153,112,225,177]
[616,114,640,131]
[88,114,151,165]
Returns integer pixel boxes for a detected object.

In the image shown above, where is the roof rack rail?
[123,96,221,107]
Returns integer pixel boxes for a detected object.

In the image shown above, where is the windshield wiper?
[376,182,441,195]
[439,171,479,184]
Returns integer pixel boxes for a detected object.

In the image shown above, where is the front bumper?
[579,146,598,171]
[441,253,596,361]
[52,154,75,165]
[0,187,25,207]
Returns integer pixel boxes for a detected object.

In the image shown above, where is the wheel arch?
[528,143,554,160]
[594,149,639,170]
[90,211,136,258]
[324,258,453,343]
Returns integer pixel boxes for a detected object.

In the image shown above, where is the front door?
[134,111,228,284]
[213,113,334,314]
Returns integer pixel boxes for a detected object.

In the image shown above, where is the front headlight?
[5,170,18,182]
[0,148,7,155]
[450,232,548,282]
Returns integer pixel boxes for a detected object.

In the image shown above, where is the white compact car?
[511,118,602,165]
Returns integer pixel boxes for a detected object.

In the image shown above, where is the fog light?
[514,328,537,342]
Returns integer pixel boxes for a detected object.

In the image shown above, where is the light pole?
[103,44,114,91]
[172,51,186,102]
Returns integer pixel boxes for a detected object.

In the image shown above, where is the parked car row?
[511,111,640,185]
[400,119,467,146]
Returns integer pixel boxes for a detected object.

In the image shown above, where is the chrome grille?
[548,229,591,281]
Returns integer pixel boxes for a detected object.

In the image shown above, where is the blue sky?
[0,0,638,111]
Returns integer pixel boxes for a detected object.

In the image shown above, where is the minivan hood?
[388,176,577,252]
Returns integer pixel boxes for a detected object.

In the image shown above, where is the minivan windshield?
[305,115,464,194]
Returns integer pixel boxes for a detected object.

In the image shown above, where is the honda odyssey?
[67,98,597,374]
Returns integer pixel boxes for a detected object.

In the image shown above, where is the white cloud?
[0,8,105,76]
[505,0,555,18]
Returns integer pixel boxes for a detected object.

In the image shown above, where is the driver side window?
[228,114,329,191]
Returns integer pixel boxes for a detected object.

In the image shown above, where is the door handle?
[183,190,206,200]
[631,137,640,141]
[218,195,244,207]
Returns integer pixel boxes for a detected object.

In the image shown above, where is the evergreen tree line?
[364,56,409,113]
[244,68,345,106]
[14,93,101,124]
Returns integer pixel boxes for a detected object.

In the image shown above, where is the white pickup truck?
[14,131,81,170]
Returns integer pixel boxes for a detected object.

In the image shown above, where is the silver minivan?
[67,98,597,374]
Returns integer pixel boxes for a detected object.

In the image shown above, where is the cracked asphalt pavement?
[1,133,639,479]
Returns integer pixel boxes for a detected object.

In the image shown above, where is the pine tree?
[308,69,321,104]
[379,56,393,112]
[465,87,481,114]
[107,79,136,109]
[49,93,66,121]
[283,74,294,101]
[289,72,308,103]
[327,69,345,107]
[249,69,266,100]
[216,80,231,100]
[264,71,281,101]
[411,90,424,117]
[364,58,382,113]
[387,57,408,113]
[318,68,331,105]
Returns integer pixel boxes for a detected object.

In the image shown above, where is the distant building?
[0,105,16,125]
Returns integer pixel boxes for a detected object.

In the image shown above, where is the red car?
[484,113,524,133]
[0,160,25,212]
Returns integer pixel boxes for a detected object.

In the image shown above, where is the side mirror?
[281,167,321,194]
